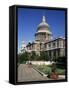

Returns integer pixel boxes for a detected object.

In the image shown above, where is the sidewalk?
[18,64,49,82]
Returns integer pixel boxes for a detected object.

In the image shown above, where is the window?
[53,42,55,48]
[49,43,51,48]
[57,41,59,48]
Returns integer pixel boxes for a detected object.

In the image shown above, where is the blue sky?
[18,8,65,51]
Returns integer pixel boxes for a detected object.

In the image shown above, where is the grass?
[33,64,65,75]
[56,68,65,75]
[33,65,51,74]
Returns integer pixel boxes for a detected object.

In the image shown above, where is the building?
[20,16,65,60]
[19,41,27,54]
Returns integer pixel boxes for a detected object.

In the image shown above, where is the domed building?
[35,16,52,42]
[23,15,65,59]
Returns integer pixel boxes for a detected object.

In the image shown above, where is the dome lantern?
[42,16,46,22]
[37,15,49,30]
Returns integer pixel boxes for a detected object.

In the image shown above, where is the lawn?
[33,64,65,75]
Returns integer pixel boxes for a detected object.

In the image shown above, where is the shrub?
[56,56,66,69]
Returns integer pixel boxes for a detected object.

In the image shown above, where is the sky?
[18,7,65,51]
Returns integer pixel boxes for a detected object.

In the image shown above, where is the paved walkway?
[18,64,65,82]
[18,64,49,82]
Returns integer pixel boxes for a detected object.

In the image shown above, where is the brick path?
[18,64,49,82]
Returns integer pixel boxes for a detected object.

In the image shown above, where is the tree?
[30,51,36,60]
[56,56,66,64]
[56,56,66,69]
[18,52,29,64]
[52,56,56,62]
[40,51,50,61]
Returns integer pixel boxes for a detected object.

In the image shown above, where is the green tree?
[56,56,66,69]
[30,51,36,60]
[56,56,66,64]
[40,51,50,61]
[18,52,29,64]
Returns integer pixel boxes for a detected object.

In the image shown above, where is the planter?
[50,72,58,79]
